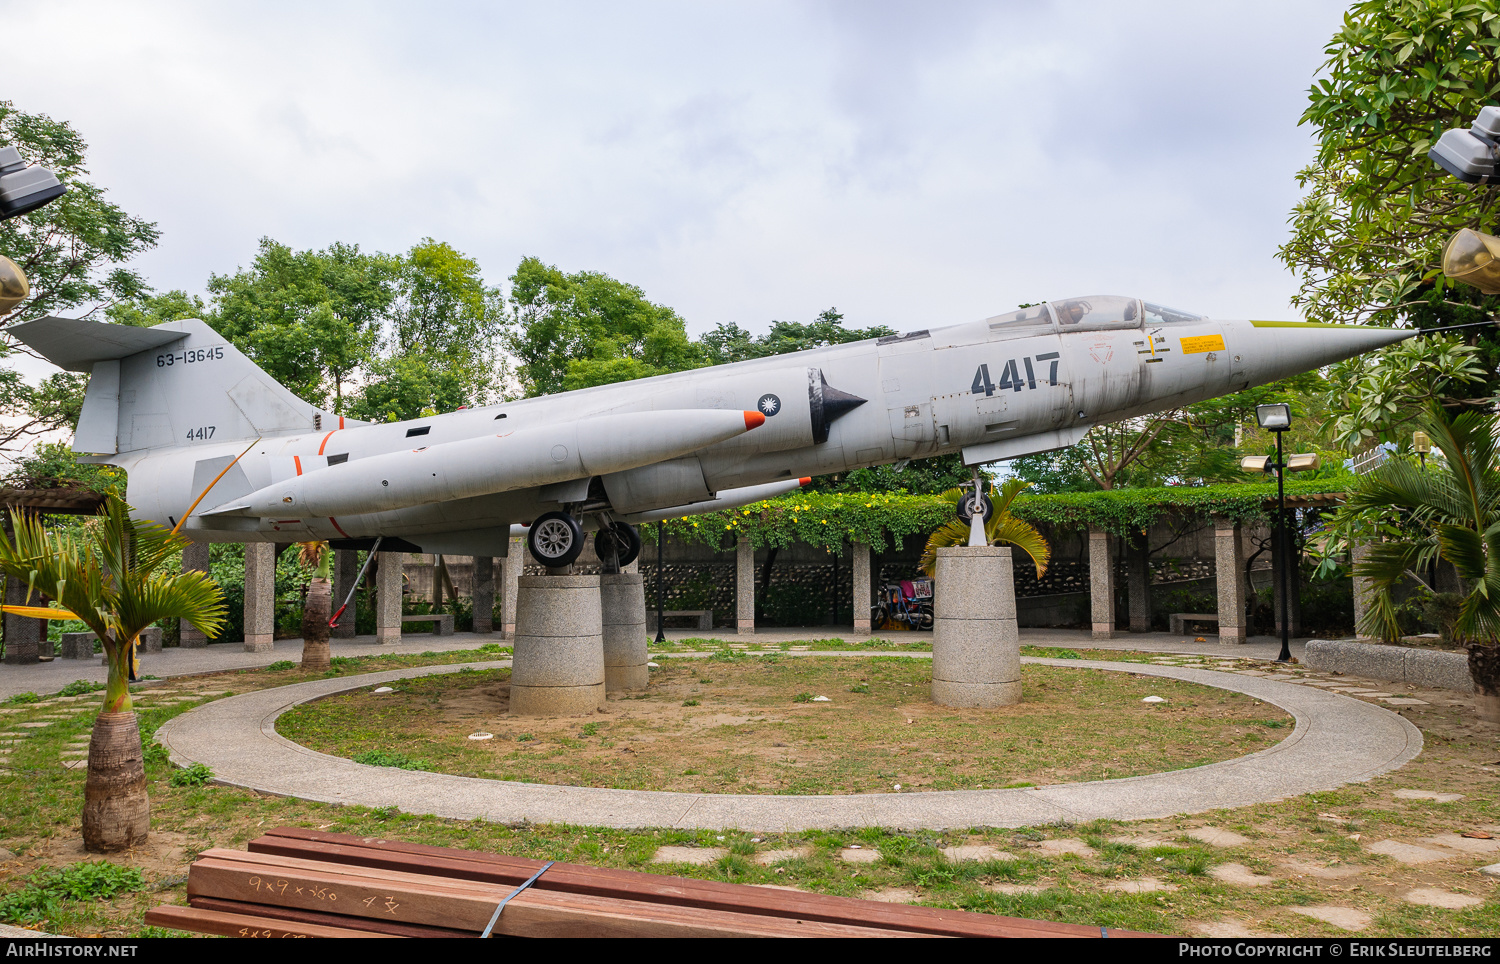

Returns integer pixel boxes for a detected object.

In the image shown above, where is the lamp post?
[1413,430,1432,470]
[654,524,667,644]
[1242,403,1324,663]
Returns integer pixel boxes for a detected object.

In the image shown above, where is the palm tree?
[299,541,332,670]
[0,494,225,852]
[921,479,1051,578]
[1346,404,1500,717]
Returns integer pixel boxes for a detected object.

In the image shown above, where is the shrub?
[168,763,214,787]
[58,679,104,697]
[352,750,433,771]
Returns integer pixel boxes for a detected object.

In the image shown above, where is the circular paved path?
[155,656,1423,831]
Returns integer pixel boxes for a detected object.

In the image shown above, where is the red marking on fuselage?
[318,431,336,454]
[338,416,345,429]
[329,517,350,538]
[293,456,303,476]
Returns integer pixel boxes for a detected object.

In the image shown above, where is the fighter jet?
[8,295,1411,568]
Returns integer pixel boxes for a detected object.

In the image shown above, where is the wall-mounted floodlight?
[1285,453,1321,473]
[0,255,26,318]
[1430,105,1500,184]
[1240,455,1273,473]
[0,146,66,222]
[1255,403,1291,432]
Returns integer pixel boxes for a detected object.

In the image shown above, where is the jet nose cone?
[1234,320,1417,385]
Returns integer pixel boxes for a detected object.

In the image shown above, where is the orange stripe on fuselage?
[318,431,336,454]
[293,456,303,475]
[329,517,350,538]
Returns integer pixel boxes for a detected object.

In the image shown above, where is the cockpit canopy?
[986,296,1204,333]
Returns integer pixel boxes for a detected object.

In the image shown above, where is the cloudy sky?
[4,0,1352,338]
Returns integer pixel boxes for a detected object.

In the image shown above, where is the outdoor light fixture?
[1440,228,1500,294]
[1430,111,1500,183]
[1240,455,1274,473]
[1413,430,1432,469]
[0,147,66,222]
[0,255,26,318]
[1285,454,1321,473]
[1255,403,1292,432]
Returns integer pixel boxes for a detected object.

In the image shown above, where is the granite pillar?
[1351,541,1374,639]
[331,549,359,639]
[502,535,525,637]
[243,542,276,652]
[2,575,43,665]
[1127,531,1152,633]
[1213,517,1247,644]
[1273,527,1303,639]
[180,542,211,647]
[376,550,403,643]
[510,574,604,715]
[1088,528,1114,640]
[473,556,496,634]
[931,546,1021,707]
[852,541,873,633]
[601,572,648,692]
[736,537,755,634]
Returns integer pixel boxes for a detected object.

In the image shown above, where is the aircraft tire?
[955,492,993,525]
[529,511,585,567]
[594,522,642,569]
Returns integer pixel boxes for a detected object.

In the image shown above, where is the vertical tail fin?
[6,316,361,455]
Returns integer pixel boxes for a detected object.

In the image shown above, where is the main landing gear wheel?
[594,521,642,570]
[955,489,993,525]
[528,511,585,568]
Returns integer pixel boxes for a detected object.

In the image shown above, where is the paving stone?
[1188,827,1251,847]
[1393,789,1464,803]
[985,882,1047,895]
[862,887,920,903]
[1036,838,1095,858]
[60,760,86,770]
[752,847,811,866]
[1367,840,1455,864]
[1420,833,1500,855]
[1382,697,1429,706]
[17,722,51,729]
[1403,888,1483,909]
[650,846,726,865]
[58,750,88,758]
[1290,906,1372,931]
[942,844,1016,863]
[1479,863,1500,878]
[1103,877,1178,893]
[1193,920,1266,938]
[838,847,882,864]
[1208,863,1276,886]
[1280,859,1364,880]
[1107,835,1172,849]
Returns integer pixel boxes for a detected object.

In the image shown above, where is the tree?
[1278,1,1500,445]
[386,239,509,404]
[0,102,160,331]
[699,308,896,363]
[508,257,701,395]
[345,353,467,423]
[298,542,332,670]
[0,496,224,851]
[207,239,397,411]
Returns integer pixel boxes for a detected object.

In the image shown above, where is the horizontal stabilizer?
[6,316,186,372]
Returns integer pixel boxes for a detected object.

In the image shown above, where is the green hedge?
[645,480,1346,552]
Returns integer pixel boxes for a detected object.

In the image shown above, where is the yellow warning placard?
[1180,334,1225,355]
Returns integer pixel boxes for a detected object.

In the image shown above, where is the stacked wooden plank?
[144,827,1158,938]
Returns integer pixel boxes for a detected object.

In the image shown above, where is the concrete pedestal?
[243,543,276,652]
[60,632,95,659]
[331,550,359,639]
[601,572,648,692]
[1127,533,1151,633]
[510,575,604,715]
[1352,542,1374,639]
[1088,529,1114,640]
[931,546,1021,707]
[180,542,211,647]
[376,551,403,643]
